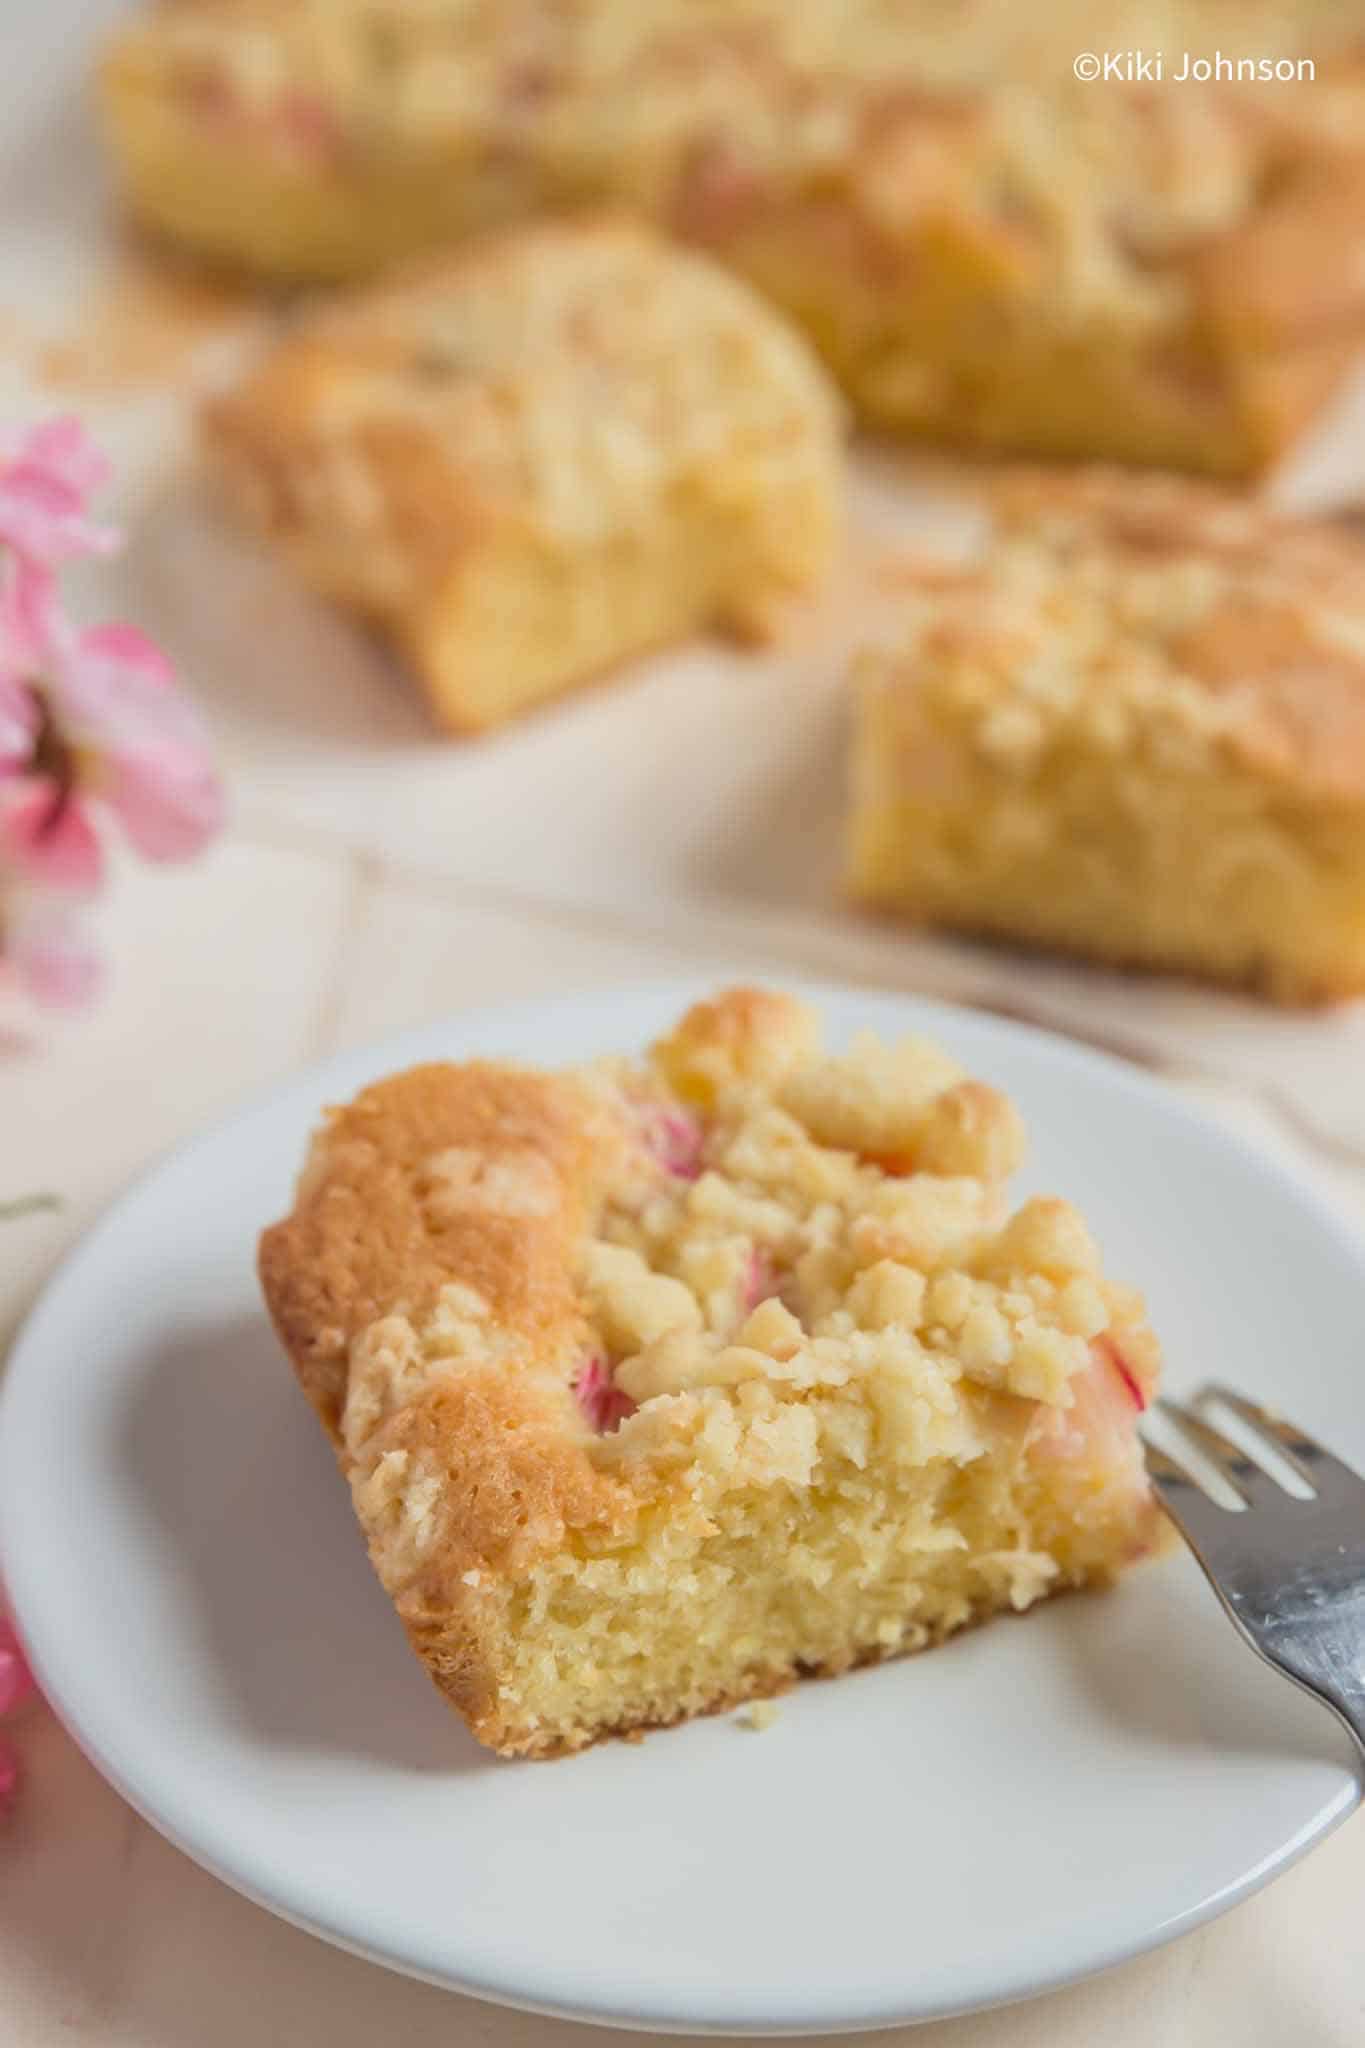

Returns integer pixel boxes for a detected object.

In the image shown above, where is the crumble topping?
[865,472,1365,800]
[330,992,1156,1564]
[212,220,842,565]
[573,998,1153,1484]
[116,1,1365,333]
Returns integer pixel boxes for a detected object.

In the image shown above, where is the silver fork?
[1142,1385,1365,1764]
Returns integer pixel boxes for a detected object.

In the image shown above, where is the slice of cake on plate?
[850,470,1365,1004]
[259,987,1160,1759]
[202,217,843,732]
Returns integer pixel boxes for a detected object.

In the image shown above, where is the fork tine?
[1140,1429,1245,1547]
[1154,1398,1264,1505]
[1199,1384,1365,1505]
[1141,1438,1195,1488]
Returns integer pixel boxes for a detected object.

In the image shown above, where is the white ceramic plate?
[2,981,1362,2033]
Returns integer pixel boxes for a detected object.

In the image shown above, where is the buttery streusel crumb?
[850,470,1365,1004]
[259,986,1161,1759]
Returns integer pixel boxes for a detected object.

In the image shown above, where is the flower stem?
[0,1194,61,1223]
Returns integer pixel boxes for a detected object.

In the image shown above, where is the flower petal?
[106,745,226,862]
[0,417,118,568]
[21,614,225,867]
[0,783,104,892]
[78,622,174,690]
[0,475,118,569]
[9,904,103,1008]
[0,559,58,686]
[22,417,112,500]
[0,1620,36,1719]
[0,677,37,772]
[52,620,194,745]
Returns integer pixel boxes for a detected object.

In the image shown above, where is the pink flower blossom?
[575,1356,636,1435]
[0,416,224,1016]
[0,1619,35,1719]
[0,566,225,879]
[0,417,118,568]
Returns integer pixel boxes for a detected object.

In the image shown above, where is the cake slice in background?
[203,217,843,732]
[103,0,1365,474]
[849,470,1365,1004]
[259,986,1161,1760]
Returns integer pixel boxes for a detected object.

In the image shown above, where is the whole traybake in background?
[101,0,1365,474]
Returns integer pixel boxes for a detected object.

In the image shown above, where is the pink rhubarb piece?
[575,1356,637,1435]
[646,1107,704,1180]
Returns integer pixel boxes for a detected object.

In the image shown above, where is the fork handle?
[1263,1631,1365,1769]
[1172,1533,1365,1770]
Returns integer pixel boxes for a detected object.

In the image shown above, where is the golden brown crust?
[259,1058,652,1755]
[376,1370,641,1753]
[259,1060,612,1435]
[260,1066,640,1568]
[1233,330,1365,472]
[1193,159,1365,352]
